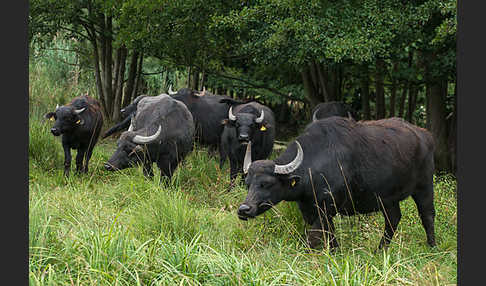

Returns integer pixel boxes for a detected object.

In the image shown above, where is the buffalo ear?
[44,112,56,121]
[284,175,301,188]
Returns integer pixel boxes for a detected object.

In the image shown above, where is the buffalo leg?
[378,202,402,249]
[412,184,436,247]
[219,142,227,169]
[142,161,154,178]
[207,144,218,158]
[83,145,95,173]
[75,147,86,173]
[307,216,338,250]
[158,159,178,180]
[63,144,72,176]
[229,157,240,183]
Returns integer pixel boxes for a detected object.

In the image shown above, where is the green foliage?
[29,119,64,172]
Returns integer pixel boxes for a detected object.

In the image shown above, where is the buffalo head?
[237,141,304,220]
[120,95,147,119]
[45,104,86,136]
[104,125,162,171]
[227,106,265,144]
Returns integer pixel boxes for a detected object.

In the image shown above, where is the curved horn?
[168,85,177,95]
[228,106,236,121]
[55,104,59,110]
[243,141,252,174]
[132,125,162,144]
[127,117,134,132]
[255,110,264,123]
[274,141,304,174]
[312,110,318,122]
[74,107,86,114]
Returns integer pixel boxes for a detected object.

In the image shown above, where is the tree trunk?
[360,65,371,120]
[406,83,418,123]
[389,82,397,118]
[389,61,398,117]
[112,46,127,122]
[132,52,144,99]
[328,65,337,101]
[200,70,207,90]
[314,62,330,102]
[112,46,122,97]
[429,79,451,172]
[425,84,431,130]
[122,50,140,108]
[301,68,321,109]
[375,58,386,119]
[398,83,407,118]
[100,15,113,117]
[90,33,108,119]
[187,66,199,90]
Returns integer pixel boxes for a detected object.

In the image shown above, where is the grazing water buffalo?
[311,101,358,122]
[104,94,194,179]
[44,95,103,176]
[238,116,436,250]
[220,98,276,183]
[101,95,148,139]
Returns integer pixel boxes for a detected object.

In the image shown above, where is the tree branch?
[141,70,166,76]
[205,69,307,103]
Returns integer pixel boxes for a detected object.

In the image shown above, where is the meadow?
[29,59,457,285]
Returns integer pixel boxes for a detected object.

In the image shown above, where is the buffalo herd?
[45,88,437,251]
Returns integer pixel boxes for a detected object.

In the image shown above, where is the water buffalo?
[238,116,436,250]
[44,95,103,176]
[169,87,237,165]
[311,101,358,122]
[220,98,276,183]
[104,94,195,179]
[101,94,148,139]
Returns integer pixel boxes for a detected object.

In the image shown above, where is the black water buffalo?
[44,95,103,176]
[101,95,148,139]
[220,98,276,183]
[104,94,195,179]
[238,116,436,250]
[169,87,236,165]
[311,101,358,122]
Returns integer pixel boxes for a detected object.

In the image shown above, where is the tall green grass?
[29,49,456,285]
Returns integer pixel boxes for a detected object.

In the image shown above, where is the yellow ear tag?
[50,117,55,121]
[291,179,296,187]
[260,125,267,131]
[76,119,81,124]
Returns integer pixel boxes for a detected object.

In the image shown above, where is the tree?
[29,0,143,121]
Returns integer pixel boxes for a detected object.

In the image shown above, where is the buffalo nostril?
[238,204,251,214]
[238,134,249,142]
